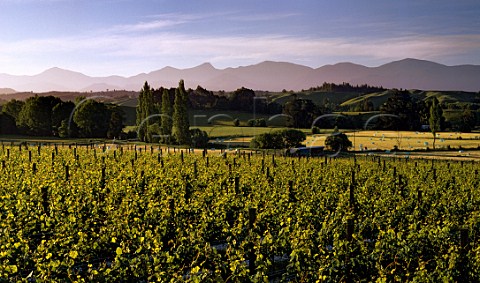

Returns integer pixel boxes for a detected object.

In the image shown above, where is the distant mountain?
[1,58,479,92]
[0,88,16,95]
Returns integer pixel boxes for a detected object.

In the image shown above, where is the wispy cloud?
[1,19,479,76]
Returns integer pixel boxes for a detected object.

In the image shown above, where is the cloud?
[0,24,479,76]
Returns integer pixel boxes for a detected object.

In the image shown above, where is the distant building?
[421,125,430,131]
[287,146,324,157]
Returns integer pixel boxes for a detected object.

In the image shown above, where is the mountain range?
[1,58,479,93]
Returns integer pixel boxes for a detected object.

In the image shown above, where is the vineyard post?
[101,166,106,189]
[288,180,296,202]
[29,150,32,163]
[234,176,240,195]
[193,161,198,178]
[350,171,355,210]
[7,148,9,159]
[206,157,209,167]
[65,165,69,181]
[37,145,41,156]
[113,150,116,160]
[184,175,191,202]
[272,154,275,167]
[459,228,470,281]
[181,150,184,163]
[55,145,58,155]
[32,163,37,174]
[41,187,49,216]
[248,207,257,276]
[150,146,153,155]
[19,143,22,152]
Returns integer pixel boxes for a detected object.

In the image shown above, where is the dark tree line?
[0,95,124,138]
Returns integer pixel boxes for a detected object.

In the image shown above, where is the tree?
[160,88,173,142]
[190,128,209,148]
[325,128,352,152]
[428,97,444,149]
[52,101,75,136]
[73,99,109,138]
[172,80,190,145]
[1,99,24,121]
[106,105,124,139]
[0,113,17,134]
[378,90,423,131]
[281,129,306,148]
[136,81,155,142]
[283,97,321,128]
[229,87,255,111]
[250,129,306,149]
[17,95,61,136]
[459,108,476,132]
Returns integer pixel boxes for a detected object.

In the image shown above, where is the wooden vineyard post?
[288,180,296,202]
[350,170,356,211]
[65,165,69,181]
[51,152,55,166]
[100,166,106,189]
[193,161,198,178]
[37,145,41,156]
[248,207,257,276]
[7,149,9,159]
[184,175,192,202]
[457,228,470,282]
[345,218,355,283]
[29,151,32,163]
[41,187,50,216]
[234,176,240,195]
[181,150,184,163]
[32,163,37,174]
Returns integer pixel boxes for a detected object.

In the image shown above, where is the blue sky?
[0,0,479,76]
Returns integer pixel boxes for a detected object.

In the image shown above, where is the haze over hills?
[1,58,479,93]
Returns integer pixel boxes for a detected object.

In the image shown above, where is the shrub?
[190,128,209,148]
[250,129,306,149]
[325,130,352,151]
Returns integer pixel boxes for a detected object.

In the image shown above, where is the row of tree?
[136,80,208,146]
[0,95,123,138]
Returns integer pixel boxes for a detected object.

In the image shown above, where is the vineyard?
[1,144,480,282]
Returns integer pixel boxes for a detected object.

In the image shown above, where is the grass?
[306,130,480,151]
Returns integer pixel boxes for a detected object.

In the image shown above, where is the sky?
[0,0,479,77]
